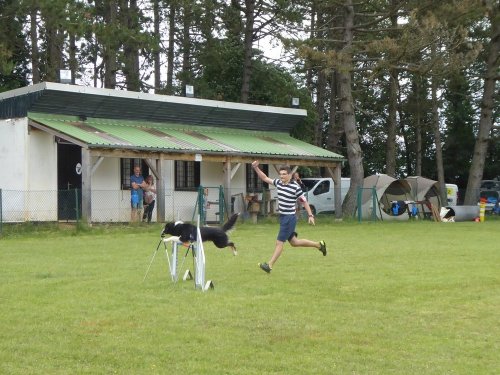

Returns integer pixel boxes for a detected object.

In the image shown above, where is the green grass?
[1,218,499,374]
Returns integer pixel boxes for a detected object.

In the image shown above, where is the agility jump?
[143,215,214,291]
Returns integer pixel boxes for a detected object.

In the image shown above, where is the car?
[480,180,500,191]
[479,190,499,213]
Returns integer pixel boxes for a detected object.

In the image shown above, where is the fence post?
[219,185,225,224]
[75,188,80,225]
[197,185,205,225]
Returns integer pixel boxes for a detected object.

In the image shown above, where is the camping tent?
[359,174,412,220]
[404,176,443,218]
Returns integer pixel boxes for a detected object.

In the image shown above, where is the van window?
[314,180,330,195]
[302,179,317,192]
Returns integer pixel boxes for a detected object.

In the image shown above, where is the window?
[246,164,268,193]
[175,160,200,191]
[314,180,330,195]
[121,159,148,189]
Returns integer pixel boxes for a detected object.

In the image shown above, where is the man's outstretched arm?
[251,160,274,185]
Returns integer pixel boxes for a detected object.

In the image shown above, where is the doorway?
[57,142,82,220]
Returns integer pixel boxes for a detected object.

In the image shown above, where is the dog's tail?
[222,213,239,232]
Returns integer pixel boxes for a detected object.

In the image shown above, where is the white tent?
[404,176,443,218]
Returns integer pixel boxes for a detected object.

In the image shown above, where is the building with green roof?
[0,82,345,223]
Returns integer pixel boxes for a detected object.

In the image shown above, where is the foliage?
[0,0,29,91]
[195,38,245,102]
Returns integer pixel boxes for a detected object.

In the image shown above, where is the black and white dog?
[161,213,239,255]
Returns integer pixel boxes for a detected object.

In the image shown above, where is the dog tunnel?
[442,206,480,222]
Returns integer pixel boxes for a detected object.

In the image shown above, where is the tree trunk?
[305,2,316,93]
[153,0,161,93]
[385,69,397,177]
[385,2,398,177]
[340,0,364,218]
[103,0,117,89]
[166,2,175,94]
[415,78,422,176]
[240,0,255,103]
[431,72,446,203]
[464,6,499,204]
[69,32,77,85]
[180,4,192,96]
[314,69,327,147]
[398,87,412,175]
[327,71,343,154]
[122,0,141,91]
[44,8,64,82]
[30,5,40,84]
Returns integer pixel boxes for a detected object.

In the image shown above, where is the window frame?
[174,160,201,191]
[121,159,148,190]
[246,163,269,193]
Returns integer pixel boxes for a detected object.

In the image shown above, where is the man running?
[251,161,327,273]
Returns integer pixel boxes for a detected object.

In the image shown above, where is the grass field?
[1,218,499,374]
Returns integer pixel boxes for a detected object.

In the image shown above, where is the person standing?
[251,161,326,273]
[292,171,307,192]
[142,175,157,223]
[130,165,146,222]
[292,171,307,219]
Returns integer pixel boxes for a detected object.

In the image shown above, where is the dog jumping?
[161,213,239,255]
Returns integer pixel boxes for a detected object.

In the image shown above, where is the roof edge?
[1,82,307,117]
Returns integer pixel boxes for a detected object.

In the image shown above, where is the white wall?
[90,157,131,222]
[28,128,57,191]
[0,117,27,221]
[26,128,58,220]
[0,117,59,221]
[0,117,27,190]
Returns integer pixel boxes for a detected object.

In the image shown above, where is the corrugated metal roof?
[28,112,344,161]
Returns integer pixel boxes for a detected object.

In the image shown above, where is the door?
[312,180,333,213]
[57,142,82,220]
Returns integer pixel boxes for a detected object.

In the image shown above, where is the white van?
[445,183,459,206]
[301,177,351,214]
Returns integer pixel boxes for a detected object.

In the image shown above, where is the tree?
[442,71,476,186]
[221,0,301,103]
[94,0,119,88]
[464,0,499,204]
[120,0,141,91]
[0,0,30,91]
[338,0,364,216]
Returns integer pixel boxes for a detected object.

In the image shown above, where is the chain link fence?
[2,187,493,231]
[0,187,276,227]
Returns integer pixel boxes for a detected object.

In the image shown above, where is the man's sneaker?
[259,262,272,273]
[319,240,327,256]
